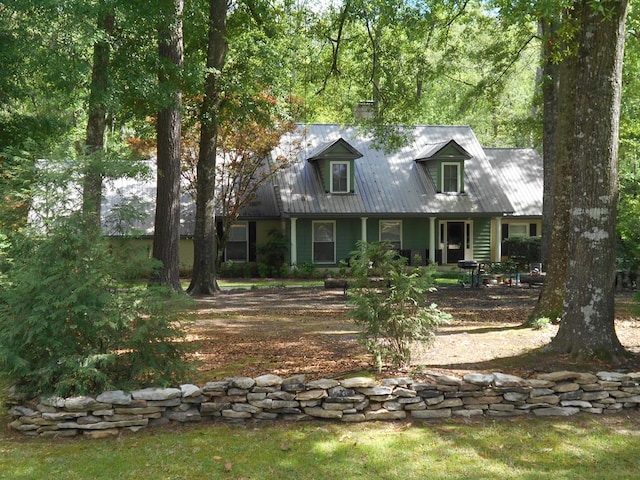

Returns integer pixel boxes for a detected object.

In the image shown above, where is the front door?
[440,220,474,264]
[446,222,464,264]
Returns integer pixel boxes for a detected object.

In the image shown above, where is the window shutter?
[529,223,537,236]
[249,222,257,262]
[502,224,509,240]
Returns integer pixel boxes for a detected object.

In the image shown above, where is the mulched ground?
[187,284,640,383]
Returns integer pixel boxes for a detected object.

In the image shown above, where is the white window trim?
[379,220,402,249]
[225,222,249,262]
[441,162,461,193]
[330,161,350,193]
[312,220,336,264]
[508,223,528,237]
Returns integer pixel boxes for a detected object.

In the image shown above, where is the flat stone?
[42,411,87,421]
[597,372,630,382]
[553,382,580,393]
[221,410,252,419]
[463,373,494,386]
[533,407,580,417]
[304,407,343,419]
[296,389,327,401]
[96,390,132,405]
[65,396,99,411]
[340,377,377,389]
[165,408,202,422]
[342,413,366,422]
[132,388,181,402]
[9,406,37,417]
[493,373,526,387]
[230,377,256,389]
[202,381,229,392]
[411,409,451,419]
[504,392,528,402]
[180,384,202,398]
[435,374,463,386]
[393,387,417,398]
[58,419,149,430]
[307,379,339,390]
[365,409,407,420]
[537,371,597,384]
[358,386,394,396]
[453,409,484,417]
[255,374,283,387]
[39,396,66,408]
[561,400,592,408]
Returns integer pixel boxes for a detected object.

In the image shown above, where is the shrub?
[0,216,194,396]
[347,241,451,371]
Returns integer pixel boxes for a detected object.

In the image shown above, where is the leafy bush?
[0,216,194,396]
[257,229,288,276]
[347,241,451,371]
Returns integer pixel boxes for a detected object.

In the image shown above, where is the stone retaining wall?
[7,370,640,438]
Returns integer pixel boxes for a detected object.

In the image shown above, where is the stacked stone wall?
[7,370,640,438]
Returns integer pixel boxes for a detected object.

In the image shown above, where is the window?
[442,162,461,193]
[508,223,528,237]
[330,161,349,193]
[380,220,402,250]
[313,221,336,264]
[226,223,248,261]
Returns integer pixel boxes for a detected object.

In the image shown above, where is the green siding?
[336,219,361,262]
[473,218,492,261]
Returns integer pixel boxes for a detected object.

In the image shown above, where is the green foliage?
[257,229,288,276]
[347,241,451,371]
[0,216,194,396]
[501,235,542,265]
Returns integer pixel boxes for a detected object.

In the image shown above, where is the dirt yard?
[187,284,640,383]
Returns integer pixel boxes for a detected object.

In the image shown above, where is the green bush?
[347,241,451,371]
[0,216,194,396]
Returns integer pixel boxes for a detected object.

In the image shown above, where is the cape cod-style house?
[101,123,543,271]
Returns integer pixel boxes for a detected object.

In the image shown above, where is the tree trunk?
[82,6,114,232]
[550,0,628,359]
[187,0,228,296]
[529,18,571,323]
[151,0,184,291]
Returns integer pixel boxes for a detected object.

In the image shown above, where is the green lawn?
[3,415,640,479]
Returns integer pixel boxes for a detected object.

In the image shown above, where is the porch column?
[361,217,368,242]
[495,217,502,262]
[429,217,436,264]
[290,217,298,266]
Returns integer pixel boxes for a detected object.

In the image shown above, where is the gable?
[416,139,471,194]
[307,137,362,193]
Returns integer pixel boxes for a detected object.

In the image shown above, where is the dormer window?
[307,138,363,194]
[415,139,471,194]
[330,161,350,193]
[442,162,461,193]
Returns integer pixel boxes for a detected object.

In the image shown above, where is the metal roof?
[485,148,543,217]
[272,124,518,218]
[101,158,281,236]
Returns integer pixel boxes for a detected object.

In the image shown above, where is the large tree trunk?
[151,0,184,291]
[529,18,570,323]
[187,0,228,296]
[550,0,628,359]
[82,5,114,232]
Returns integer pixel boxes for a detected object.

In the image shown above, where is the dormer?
[415,140,471,194]
[307,138,363,194]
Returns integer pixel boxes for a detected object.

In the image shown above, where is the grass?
[2,415,640,479]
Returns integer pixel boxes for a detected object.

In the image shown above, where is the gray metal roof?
[101,158,281,236]
[272,124,517,218]
[485,148,543,217]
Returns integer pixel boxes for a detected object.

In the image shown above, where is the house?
[269,124,542,268]
[101,123,543,271]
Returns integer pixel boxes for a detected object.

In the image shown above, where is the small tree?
[347,241,451,371]
[0,215,194,396]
